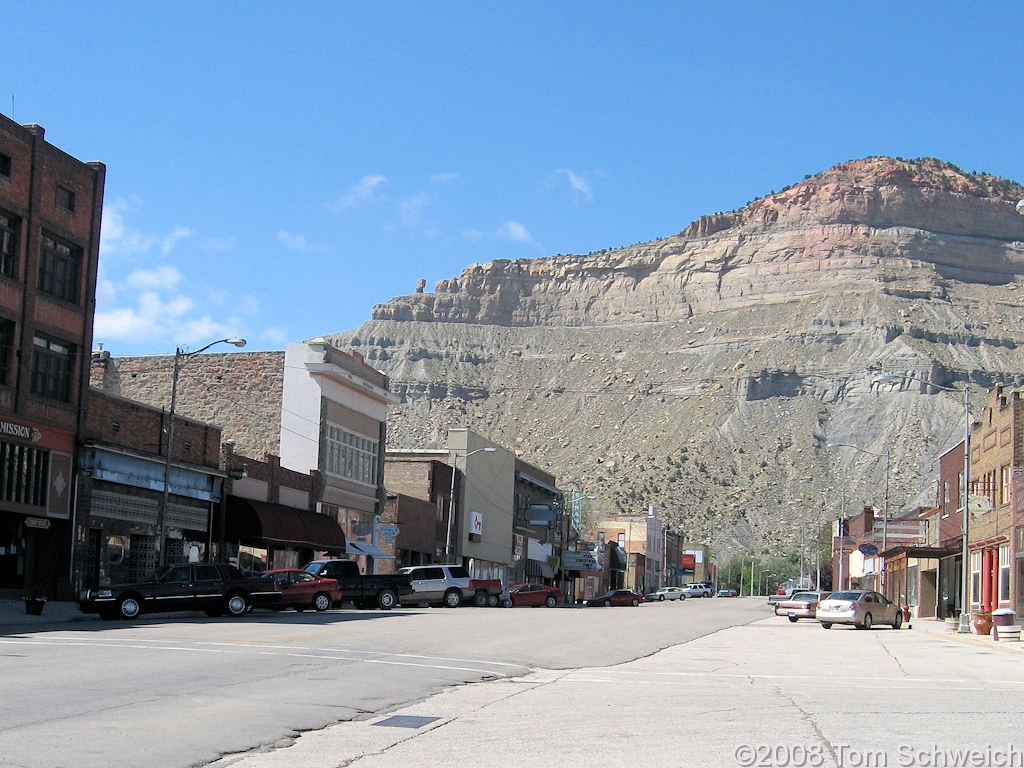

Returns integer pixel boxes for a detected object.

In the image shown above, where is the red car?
[508,583,564,607]
[586,589,644,607]
[261,569,342,612]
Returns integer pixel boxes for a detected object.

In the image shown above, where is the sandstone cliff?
[333,157,1024,552]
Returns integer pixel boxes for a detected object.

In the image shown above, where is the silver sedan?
[816,590,902,630]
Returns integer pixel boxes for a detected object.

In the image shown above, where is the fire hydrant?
[902,604,911,629]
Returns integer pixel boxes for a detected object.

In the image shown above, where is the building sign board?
[0,419,42,443]
[562,550,601,571]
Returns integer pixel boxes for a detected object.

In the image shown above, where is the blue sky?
[5,3,1024,356]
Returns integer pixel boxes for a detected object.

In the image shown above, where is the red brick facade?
[0,117,104,597]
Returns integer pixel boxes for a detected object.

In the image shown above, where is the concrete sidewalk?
[0,598,95,628]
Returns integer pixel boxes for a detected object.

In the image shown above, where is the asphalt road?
[0,595,758,768]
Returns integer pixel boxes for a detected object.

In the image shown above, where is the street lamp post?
[827,442,890,594]
[446,447,497,562]
[157,337,246,567]
[876,373,972,632]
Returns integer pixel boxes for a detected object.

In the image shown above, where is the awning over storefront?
[226,497,347,552]
[526,559,556,579]
[346,541,395,559]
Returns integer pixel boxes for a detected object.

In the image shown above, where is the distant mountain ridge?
[324,157,1024,553]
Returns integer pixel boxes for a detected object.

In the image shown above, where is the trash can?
[992,608,1016,641]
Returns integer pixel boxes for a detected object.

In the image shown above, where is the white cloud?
[399,193,431,228]
[126,265,182,291]
[556,169,594,202]
[326,174,387,212]
[100,198,158,259]
[161,226,192,255]
[497,221,536,244]
[260,327,289,346]
[93,291,193,344]
[277,230,321,253]
[431,172,460,183]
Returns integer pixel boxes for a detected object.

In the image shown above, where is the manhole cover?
[373,715,440,729]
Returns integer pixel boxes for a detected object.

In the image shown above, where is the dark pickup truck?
[304,559,413,609]
[79,562,281,620]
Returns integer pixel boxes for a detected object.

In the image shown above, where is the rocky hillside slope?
[324,157,1024,553]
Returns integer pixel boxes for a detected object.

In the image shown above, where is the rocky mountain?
[324,157,1024,553]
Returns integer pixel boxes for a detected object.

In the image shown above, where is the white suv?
[681,583,713,598]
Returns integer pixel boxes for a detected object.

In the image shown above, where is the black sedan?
[79,562,281,620]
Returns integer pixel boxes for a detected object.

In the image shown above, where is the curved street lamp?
[157,337,246,566]
[875,372,973,632]
[446,447,497,562]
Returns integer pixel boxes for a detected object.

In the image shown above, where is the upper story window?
[39,232,80,303]
[0,211,17,278]
[31,334,74,402]
[0,153,10,179]
[0,318,13,386]
[56,184,75,213]
[325,424,379,485]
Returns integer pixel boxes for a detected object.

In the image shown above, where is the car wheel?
[891,611,903,630]
[603,600,611,607]
[658,595,665,601]
[501,597,513,608]
[313,592,332,612]
[443,589,462,608]
[226,592,250,617]
[473,591,489,607]
[545,595,557,608]
[858,612,873,630]
[487,594,499,607]
[821,622,832,629]
[377,590,398,610]
[631,598,640,606]
[117,596,141,619]
[788,615,798,623]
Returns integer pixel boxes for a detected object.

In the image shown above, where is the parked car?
[767,588,800,609]
[681,583,713,598]
[79,562,281,620]
[261,569,342,612]
[775,590,829,622]
[394,564,503,608]
[304,559,412,610]
[816,590,902,630]
[716,588,739,597]
[586,589,644,607]
[508,583,564,607]
[649,586,687,601]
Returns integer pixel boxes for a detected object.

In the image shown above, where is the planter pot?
[974,613,993,636]
[944,617,959,632]
[24,599,45,616]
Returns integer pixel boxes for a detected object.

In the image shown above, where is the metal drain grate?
[373,715,441,729]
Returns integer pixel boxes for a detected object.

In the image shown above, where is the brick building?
[964,384,1023,618]
[90,349,284,461]
[76,388,224,591]
[0,117,104,598]
[382,450,454,569]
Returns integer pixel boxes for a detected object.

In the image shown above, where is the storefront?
[0,418,76,598]
[75,444,225,592]
[224,496,347,572]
